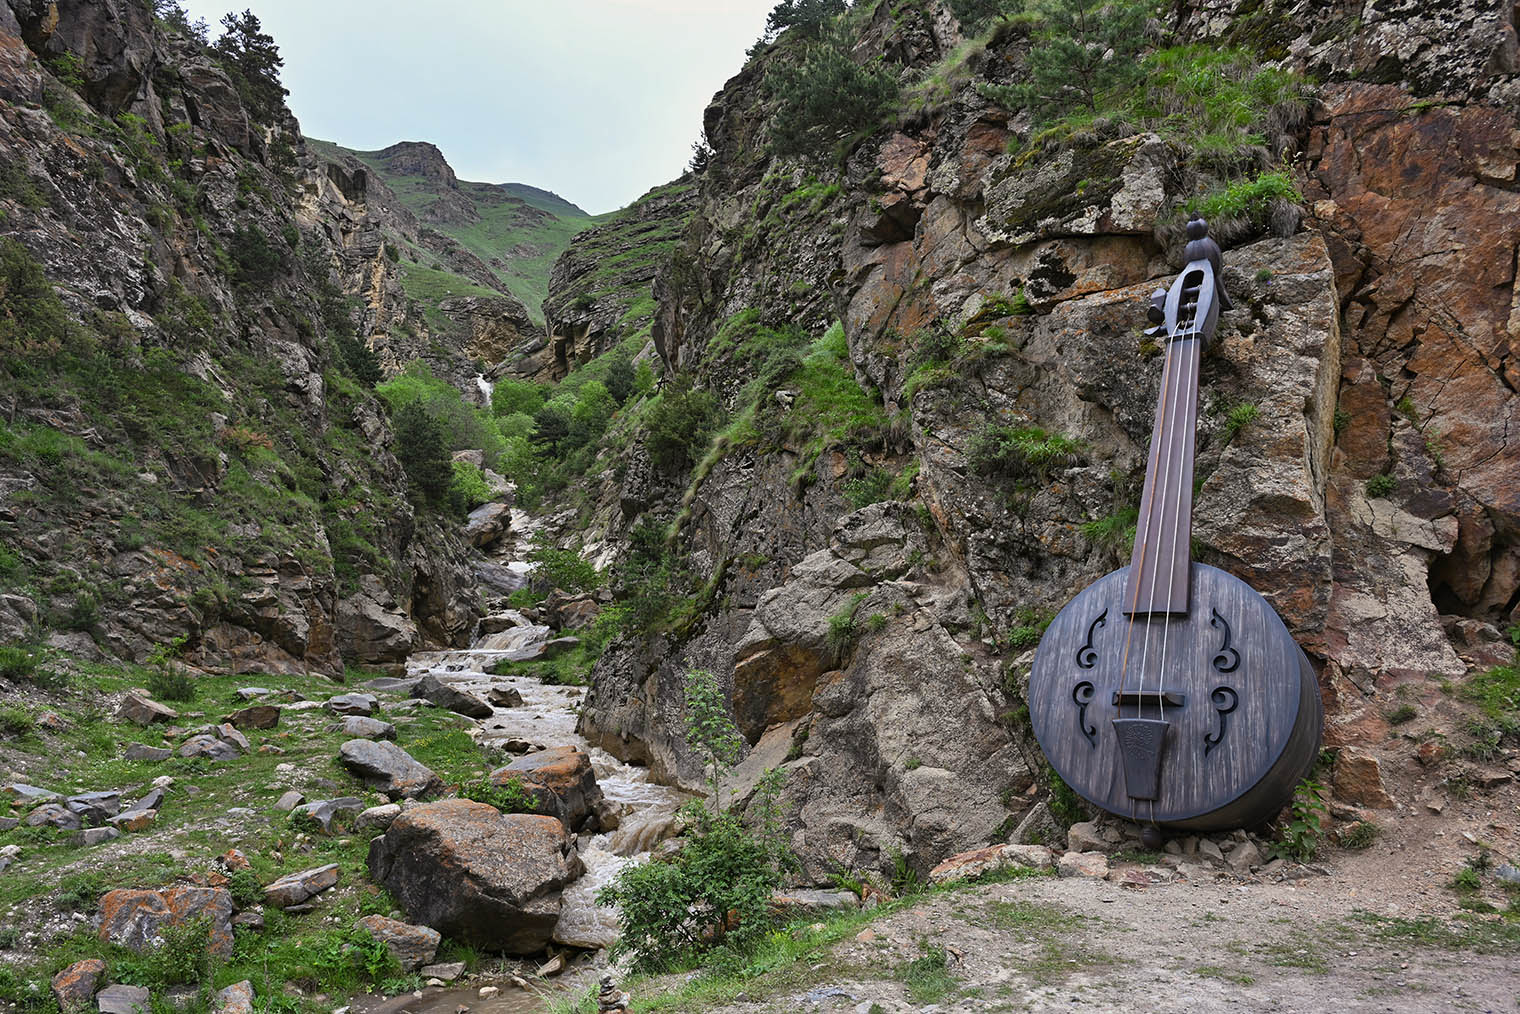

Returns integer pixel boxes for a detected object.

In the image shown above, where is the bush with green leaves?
[767,27,900,159]
[492,378,547,418]
[1011,0,1149,125]
[645,378,723,475]
[597,803,780,973]
[1271,777,1328,861]
[0,646,39,682]
[967,424,1084,482]
[530,546,600,594]
[211,9,288,123]
[461,773,540,814]
[448,460,494,515]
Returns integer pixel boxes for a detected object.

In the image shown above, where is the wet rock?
[274,790,305,812]
[124,744,171,762]
[367,799,582,953]
[488,746,603,831]
[1332,749,1395,809]
[356,803,402,830]
[540,636,580,659]
[341,716,396,740]
[339,741,442,800]
[293,797,363,833]
[325,694,379,717]
[411,675,492,719]
[96,984,150,1014]
[214,980,253,1014]
[263,864,339,908]
[487,686,525,708]
[355,914,440,971]
[224,705,279,730]
[1057,851,1110,879]
[99,887,235,956]
[51,958,106,1009]
[420,961,464,982]
[480,611,531,636]
[115,693,177,725]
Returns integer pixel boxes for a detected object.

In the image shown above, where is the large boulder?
[367,799,582,954]
[355,915,440,972]
[338,740,441,800]
[488,746,604,831]
[336,576,417,665]
[411,674,492,719]
[98,887,234,956]
[464,501,512,548]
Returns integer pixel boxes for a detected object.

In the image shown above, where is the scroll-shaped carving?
[1204,685,1239,755]
[1076,608,1108,670]
[1072,681,1098,748]
[1210,608,1240,674]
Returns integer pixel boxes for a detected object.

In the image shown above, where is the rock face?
[98,887,234,956]
[367,799,582,954]
[488,746,604,831]
[338,740,442,800]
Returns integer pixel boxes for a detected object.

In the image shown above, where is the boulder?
[51,958,106,1010]
[487,686,525,708]
[213,981,253,1014]
[263,864,339,907]
[929,843,1055,885]
[341,716,396,740]
[274,790,305,812]
[1333,749,1396,809]
[336,576,417,664]
[124,744,171,762]
[1056,851,1110,879]
[66,791,121,825]
[96,984,149,1014]
[356,803,402,830]
[2,783,61,804]
[178,735,239,762]
[339,740,441,799]
[115,693,177,725]
[98,887,234,956]
[420,962,464,982]
[411,675,492,719]
[72,827,121,847]
[107,809,156,832]
[488,746,603,831]
[26,803,81,830]
[1065,821,1106,854]
[224,705,279,730]
[292,797,363,833]
[367,799,582,953]
[464,501,512,548]
[324,694,378,717]
[355,914,440,971]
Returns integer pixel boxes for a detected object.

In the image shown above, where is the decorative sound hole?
[1204,685,1239,755]
[1210,608,1240,674]
[1072,681,1098,749]
[1076,609,1108,670]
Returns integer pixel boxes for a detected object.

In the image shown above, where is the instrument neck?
[1125,335,1202,617]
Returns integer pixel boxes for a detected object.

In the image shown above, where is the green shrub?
[843,468,892,508]
[897,946,955,1004]
[0,237,77,356]
[1222,403,1260,443]
[228,870,263,909]
[227,225,289,288]
[1007,0,1149,124]
[597,804,781,973]
[1188,171,1301,230]
[767,31,899,159]
[448,460,494,515]
[461,774,540,814]
[645,379,723,474]
[530,546,599,593]
[825,592,869,664]
[1365,473,1396,498]
[491,378,547,417]
[1271,778,1328,861]
[968,425,1084,482]
[0,646,39,681]
[0,706,32,737]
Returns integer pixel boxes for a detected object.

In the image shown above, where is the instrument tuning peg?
[1146,287,1167,324]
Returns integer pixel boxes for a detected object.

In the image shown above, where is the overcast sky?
[177,0,775,214]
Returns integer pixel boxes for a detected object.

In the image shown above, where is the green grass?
[896,947,955,1003]
[0,664,507,1011]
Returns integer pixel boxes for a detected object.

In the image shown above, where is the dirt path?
[669,862,1518,1014]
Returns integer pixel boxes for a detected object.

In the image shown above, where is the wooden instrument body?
[1028,563,1322,830]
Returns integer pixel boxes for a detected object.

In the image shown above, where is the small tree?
[213,9,288,122]
[1014,0,1150,123]
[684,667,745,808]
[765,0,848,39]
[392,402,452,507]
[604,353,636,405]
[767,38,899,159]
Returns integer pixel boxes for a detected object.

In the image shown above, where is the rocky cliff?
[538,0,1520,877]
[0,0,542,674]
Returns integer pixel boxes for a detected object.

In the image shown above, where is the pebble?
[477,987,498,999]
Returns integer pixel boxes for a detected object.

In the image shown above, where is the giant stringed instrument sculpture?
[1028,218,1323,843]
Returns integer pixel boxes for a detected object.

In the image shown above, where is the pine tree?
[767,39,899,159]
[765,0,848,40]
[213,9,288,123]
[392,402,452,507]
[1016,0,1149,123]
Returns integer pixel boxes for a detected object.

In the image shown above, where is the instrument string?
[1133,295,1189,720]
[1114,318,1175,717]
[1157,301,1200,724]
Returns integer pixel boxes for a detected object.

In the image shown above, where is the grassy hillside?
[323,140,602,322]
